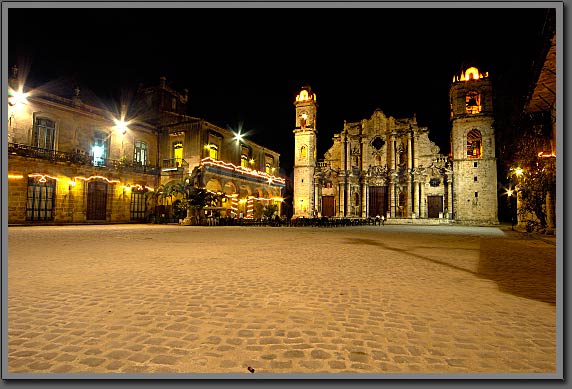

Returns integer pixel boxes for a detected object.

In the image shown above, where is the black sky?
[8,5,553,175]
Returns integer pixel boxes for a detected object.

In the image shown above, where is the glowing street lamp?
[8,87,28,107]
[114,118,129,135]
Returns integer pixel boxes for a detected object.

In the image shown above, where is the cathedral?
[293,67,498,225]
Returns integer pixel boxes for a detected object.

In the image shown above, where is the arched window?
[465,91,481,114]
[241,155,248,167]
[300,145,307,159]
[467,129,482,158]
[265,162,271,174]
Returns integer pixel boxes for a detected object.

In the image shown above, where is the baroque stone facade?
[293,67,499,224]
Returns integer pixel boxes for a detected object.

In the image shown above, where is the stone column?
[314,181,320,217]
[446,174,453,219]
[419,180,425,218]
[411,178,417,218]
[362,182,367,218]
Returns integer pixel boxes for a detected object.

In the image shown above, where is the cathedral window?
[371,136,385,151]
[465,91,481,114]
[467,129,482,158]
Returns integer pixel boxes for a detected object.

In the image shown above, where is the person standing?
[381,215,385,226]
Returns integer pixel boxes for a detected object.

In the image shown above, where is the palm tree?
[174,167,221,225]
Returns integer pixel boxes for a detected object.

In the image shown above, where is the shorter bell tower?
[293,85,318,218]
[450,66,498,224]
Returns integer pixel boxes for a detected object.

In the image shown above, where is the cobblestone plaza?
[6,224,558,377]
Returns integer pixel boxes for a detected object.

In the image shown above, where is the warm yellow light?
[249,159,255,164]
[8,87,29,106]
[515,168,524,176]
[29,173,59,182]
[114,118,129,134]
[68,181,76,187]
[238,199,248,204]
[8,174,24,179]
[233,132,243,142]
[73,175,120,184]
[506,189,513,197]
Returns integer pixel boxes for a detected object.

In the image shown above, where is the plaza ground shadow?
[344,237,556,305]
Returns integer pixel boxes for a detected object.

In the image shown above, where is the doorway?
[86,181,108,220]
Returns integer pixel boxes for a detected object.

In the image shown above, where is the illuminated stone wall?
[450,72,498,225]
[8,156,157,224]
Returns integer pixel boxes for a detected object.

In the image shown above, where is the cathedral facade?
[293,67,498,225]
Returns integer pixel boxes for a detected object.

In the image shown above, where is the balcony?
[8,142,160,175]
[161,158,189,173]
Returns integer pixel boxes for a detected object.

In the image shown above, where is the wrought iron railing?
[8,142,160,175]
[162,158,189,171]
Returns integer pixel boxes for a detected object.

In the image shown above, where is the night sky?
[8,5,553,175]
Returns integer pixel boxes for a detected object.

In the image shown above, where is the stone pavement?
[6,224,558,376]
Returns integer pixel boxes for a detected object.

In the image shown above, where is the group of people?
[375,214,385,226]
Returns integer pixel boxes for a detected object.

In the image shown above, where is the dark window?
[371,136,385,151]
[26,176,55,221]
[474,162,478,167]
[475,192,478,198]
[467,129,482,158]
[33,118,55,150]
[430,178,440,187]
[134,140,147,165]
[130,190,147,221]
[474,176,478,181]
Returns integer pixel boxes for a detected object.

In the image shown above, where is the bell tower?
[450,66,498,224]
[293,85,318,218]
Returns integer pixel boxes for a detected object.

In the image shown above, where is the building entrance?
[322,196,335,217]
[427,195,443,218]
[87,181,108,220]
[368,186,387,217]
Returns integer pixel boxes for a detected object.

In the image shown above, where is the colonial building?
[7,68,284,225]
[137,77,285,220]
[293,67,499,225]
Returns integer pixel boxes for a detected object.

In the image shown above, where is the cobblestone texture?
[7,224,557,375]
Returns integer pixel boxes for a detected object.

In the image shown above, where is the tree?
[508,114,556,233]
[173,172,221,225]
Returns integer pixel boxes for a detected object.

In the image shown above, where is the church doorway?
[427,195,443,218]
[368,186,387,217]
[322,196,335,217]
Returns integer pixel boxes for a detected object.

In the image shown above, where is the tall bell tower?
[450,66,498,224]
[293,85,318,218]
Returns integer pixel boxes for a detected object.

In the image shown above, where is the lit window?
[265,163,271,174]
[171,97,177,111]
[33,118,56,150]
[241,155,248,167]
[465,91,481,115]
[300,145,307,159]
[173,142,183,166]
[209,144,218,160]
[92,131,109,166]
